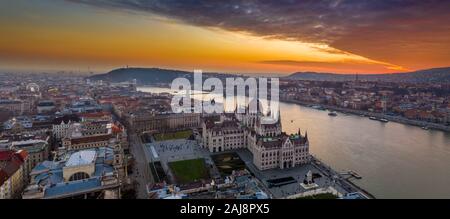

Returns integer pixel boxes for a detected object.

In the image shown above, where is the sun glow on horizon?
[0,0,425,74]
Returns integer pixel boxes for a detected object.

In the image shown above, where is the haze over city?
[1,0,450,74]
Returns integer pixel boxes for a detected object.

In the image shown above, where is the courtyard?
[211,152,246,176]
[144,139,216,184]
[169,158,210,184]
[143,139,350,199]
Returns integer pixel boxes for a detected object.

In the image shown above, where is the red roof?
[17,150,28,161]
[111,124,123,134]
[0,171,8,187]
[0,150,12,161]
[0,150,28,186]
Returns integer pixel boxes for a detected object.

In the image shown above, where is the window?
[69,172,90,181]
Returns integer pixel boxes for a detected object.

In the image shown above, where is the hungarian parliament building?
[202,101,310,171]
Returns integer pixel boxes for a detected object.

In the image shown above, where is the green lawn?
[154,130,193,141]
[169,158,210,184]
[297,193,338,199]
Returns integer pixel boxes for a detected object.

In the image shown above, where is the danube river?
[139,87,450,198]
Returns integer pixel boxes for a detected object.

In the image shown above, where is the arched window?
[69,172,90,181]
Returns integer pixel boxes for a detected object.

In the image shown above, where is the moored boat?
[380,118,389,123]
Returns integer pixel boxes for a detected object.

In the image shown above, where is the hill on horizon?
[88,67,450,84]
[287,67,450,83]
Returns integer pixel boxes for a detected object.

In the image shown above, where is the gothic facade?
[202,102,310,170]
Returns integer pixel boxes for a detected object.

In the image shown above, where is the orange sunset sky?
[0,0,449,74]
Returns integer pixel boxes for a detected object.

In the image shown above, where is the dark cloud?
[68,0,450,69]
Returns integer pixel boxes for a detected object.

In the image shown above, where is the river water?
[138,86,450,198]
